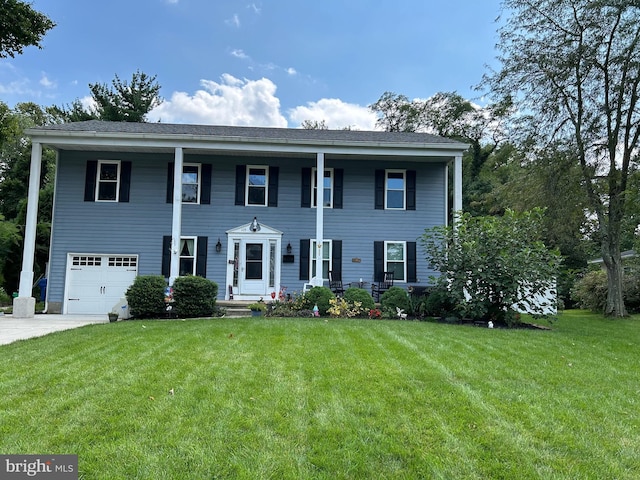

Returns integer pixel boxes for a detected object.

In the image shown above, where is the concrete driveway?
[0,313,109,346]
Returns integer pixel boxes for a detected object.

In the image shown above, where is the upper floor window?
[247,166,268,206]
[386,170,406,209]
[312,168,334,208]
[182,163,201,203]
[385,241,406,282]
[96,160,121,202]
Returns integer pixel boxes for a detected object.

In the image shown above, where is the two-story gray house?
[14,121,466,317]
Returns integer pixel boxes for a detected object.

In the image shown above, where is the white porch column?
[14,142,42,318]
[314,152,325,286]
[169,147,183,285]
[453,154,463,223]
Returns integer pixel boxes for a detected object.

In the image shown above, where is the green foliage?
[248,302,267,312]
[572,267,640,314]
[420,286,456,318]
[299,286,335,315]
[380,286,410,316]
[0,286,10,306]
[327,297,367,318]
[172,276,218,318]
[0,0,55,58]
[125,275,166,319]
[422,209,561,325]
[343,287,375,311]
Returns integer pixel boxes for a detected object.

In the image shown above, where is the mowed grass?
[1,311,639,479]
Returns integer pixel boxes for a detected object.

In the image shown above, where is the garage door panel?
[66,255,138,315]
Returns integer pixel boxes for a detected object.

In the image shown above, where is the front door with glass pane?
[242,241,267,295]
[225,222,282,300]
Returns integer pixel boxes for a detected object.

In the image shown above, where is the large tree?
[54,70,162,123]
[484,0,640,317]
[0,0,55,58]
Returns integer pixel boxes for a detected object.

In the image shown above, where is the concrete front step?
[218,300,262,318]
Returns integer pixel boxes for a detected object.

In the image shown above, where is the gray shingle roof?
[32,120,463,146]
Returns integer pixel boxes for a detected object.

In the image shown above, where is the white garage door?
[66,254,138,314]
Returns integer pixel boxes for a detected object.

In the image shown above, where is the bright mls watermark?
[0,455,77,479]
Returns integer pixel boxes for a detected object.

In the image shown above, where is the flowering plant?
[368,308,382,319]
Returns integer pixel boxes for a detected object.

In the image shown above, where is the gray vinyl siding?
[47,151,447,304]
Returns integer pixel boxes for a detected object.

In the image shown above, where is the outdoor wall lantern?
[286,242,292,254]
[215,238,222,253]
[250,217,260,232]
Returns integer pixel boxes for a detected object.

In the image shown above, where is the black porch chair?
[371,271,394,302]
[328,271,345,296]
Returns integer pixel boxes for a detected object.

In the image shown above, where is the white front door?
[65,254,138,314]
[226,222,282,300]
[240,241,268,295]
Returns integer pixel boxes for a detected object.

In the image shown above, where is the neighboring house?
[14,121,466,317]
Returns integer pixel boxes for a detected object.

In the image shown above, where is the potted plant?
[248,302,267,317]
[108,311,119,322]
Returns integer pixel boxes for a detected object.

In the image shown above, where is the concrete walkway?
[0,313,109,346]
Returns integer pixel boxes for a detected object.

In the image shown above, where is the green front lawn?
[1,311,639,479]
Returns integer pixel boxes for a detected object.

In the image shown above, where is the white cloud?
[288,98,378,130]
[39,73,56,89]
[286,67,297,76]
[148,74,287,127]
[225,14,240,28]
[230,49,249,60]
[248,3,261,14]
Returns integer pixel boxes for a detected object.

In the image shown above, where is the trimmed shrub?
[172,276,218,318]
[126,275,167,319]
[420,285,456,318]
[343,287,375,311]
[380,286,410,316]
[300,286,335,315]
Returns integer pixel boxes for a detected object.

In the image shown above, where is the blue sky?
[0,0,503,129]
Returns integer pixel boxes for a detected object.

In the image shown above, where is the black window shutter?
[375,170,385,209]
[334,169,343,209]
[119,161,131,203]
[201,164,212,205]
[196,236,208,277]
[235,165,246,205]
[162,236,171,277]
[407,241,417,282]
[374,241,384,281]
[301,167,311,208]
[84,160,97,202]
[300,239,310,280]
[331,240,342,280]
[407,170,416,210]
[268,166,279,207]
[166,162,174,203]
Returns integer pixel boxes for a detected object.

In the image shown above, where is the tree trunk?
[602,242,628,318]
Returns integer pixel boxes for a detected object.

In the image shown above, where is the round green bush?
[301,286,335,315]
[421,285,456,317]
[380,286,410,313]
[172,276,218,318]
[126,275,167,318]
[343,287,375,311]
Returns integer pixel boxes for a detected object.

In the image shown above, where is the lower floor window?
[179,237,197,275]
[311,240,331,281]
[385,241,406,282]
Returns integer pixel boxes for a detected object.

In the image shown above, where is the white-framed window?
[96,160,121,202]
[385,241,406,282]
[312,168,334,208]
[385,170,406,210]
[311,240,332,281]
[182,163,201,203]
[246,165,268,206]
[179,237,197,276]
